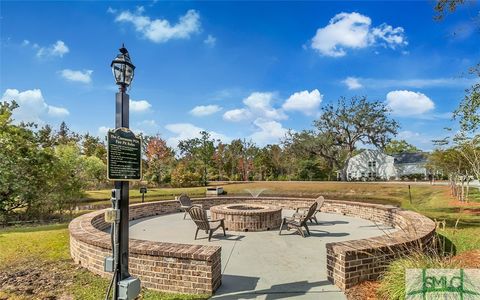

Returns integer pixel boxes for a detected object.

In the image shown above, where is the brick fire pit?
[210,203,282,232]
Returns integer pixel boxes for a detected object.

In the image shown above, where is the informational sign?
[107,128,142,181]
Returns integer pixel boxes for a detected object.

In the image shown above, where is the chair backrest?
[178,194,192,207]
[188,206,210,230]
[301,201,318,224]
[315,196,325,210]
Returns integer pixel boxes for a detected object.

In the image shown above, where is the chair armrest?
[295,206,309,212]
[209,218,224,223]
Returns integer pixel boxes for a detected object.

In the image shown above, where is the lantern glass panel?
[124,65,134,86]
[112,62,125,84]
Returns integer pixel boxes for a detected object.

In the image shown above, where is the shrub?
[377,252,461,300]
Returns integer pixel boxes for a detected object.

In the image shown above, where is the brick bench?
[69,197,435,294]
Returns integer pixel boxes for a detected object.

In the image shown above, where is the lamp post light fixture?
[111,44,135,90]
[107,44,141,300]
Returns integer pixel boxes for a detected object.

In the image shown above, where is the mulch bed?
[345,281,381,300]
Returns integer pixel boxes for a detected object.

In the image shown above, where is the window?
[368,161,376,168]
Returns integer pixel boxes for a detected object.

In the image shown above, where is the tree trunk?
[466,176,470,202]
[461,176,465,202]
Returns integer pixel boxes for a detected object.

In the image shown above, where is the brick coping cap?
[69,196,434,260]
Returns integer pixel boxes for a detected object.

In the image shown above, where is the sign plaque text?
[107,128,142,181]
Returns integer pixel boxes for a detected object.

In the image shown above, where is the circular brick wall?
[69,196,435,294]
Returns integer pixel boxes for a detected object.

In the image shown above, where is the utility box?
[104,256,114,273]
[206,186,223,196]
[118,277,141,300]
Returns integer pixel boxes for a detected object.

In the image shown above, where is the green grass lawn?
[85,181,480,228]
[2,182,479,299]
[0,224,208,300]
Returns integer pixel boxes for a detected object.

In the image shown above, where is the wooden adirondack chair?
[177,194,202,219]
[279,201,318,238]
[187,206,226,242]
[294,196,325,224]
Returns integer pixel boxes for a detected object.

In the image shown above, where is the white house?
[343,149,429,181]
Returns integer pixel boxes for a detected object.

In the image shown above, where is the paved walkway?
[130,210,396,299]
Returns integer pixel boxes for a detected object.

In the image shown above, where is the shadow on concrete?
[195,233,246,242]
[214,277,334,300]
[317,220,349,225]
[277,229,349,238]
[308,231,349,238]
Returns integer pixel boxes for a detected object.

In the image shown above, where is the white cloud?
[243,92,287,120]
[359,77,476,89]
[371,23,407,47]
[203,34,216,47]
[47,105,70,117]
[1,88,69,123]
[115,7,200,43]
[36,40,69,58]
[165,123,229,147]
[60,69,93,84]
[107,7,117,14]
[139,119,158,127]
[282,89,323,115]
[311,12,406,57]
[223,92,286,122]
[223,108,251,122]
[22,40,30,46]
[342,77,363,90]
[249,119,290,145]
[98,126,110,137]
[190,104,221,117]
[129,100,152,112]
[386,90,435,116]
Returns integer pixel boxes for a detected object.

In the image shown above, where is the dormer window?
[368,161,376,168]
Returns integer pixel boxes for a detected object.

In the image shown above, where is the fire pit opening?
[227,205,263,211]
[210,203,282,232]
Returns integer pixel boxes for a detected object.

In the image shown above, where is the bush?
[377,252,461,300]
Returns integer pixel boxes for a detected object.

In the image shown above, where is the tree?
[433,1,479,133]
[144,135,175,185]
[178,131,216,186]
[0,101,54,223]
[55,121,79,145]
[47,143,88,216]
[83,155,107,189]
[433,0,466,20]
[82,133,107,161]
[314,96,399,180]
[454,64,480,133]
[171,161,201,187]
[384,140,421,155]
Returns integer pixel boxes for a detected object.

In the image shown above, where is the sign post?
[139,187,147,203]
[106,45,141,300]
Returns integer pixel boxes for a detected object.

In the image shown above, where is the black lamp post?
[111,44,135,297]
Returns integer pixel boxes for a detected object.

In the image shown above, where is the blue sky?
[1,1,479,150]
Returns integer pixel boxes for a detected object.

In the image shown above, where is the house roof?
[393,152,428,164]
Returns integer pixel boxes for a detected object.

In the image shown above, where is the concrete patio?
[129,210,396,299]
